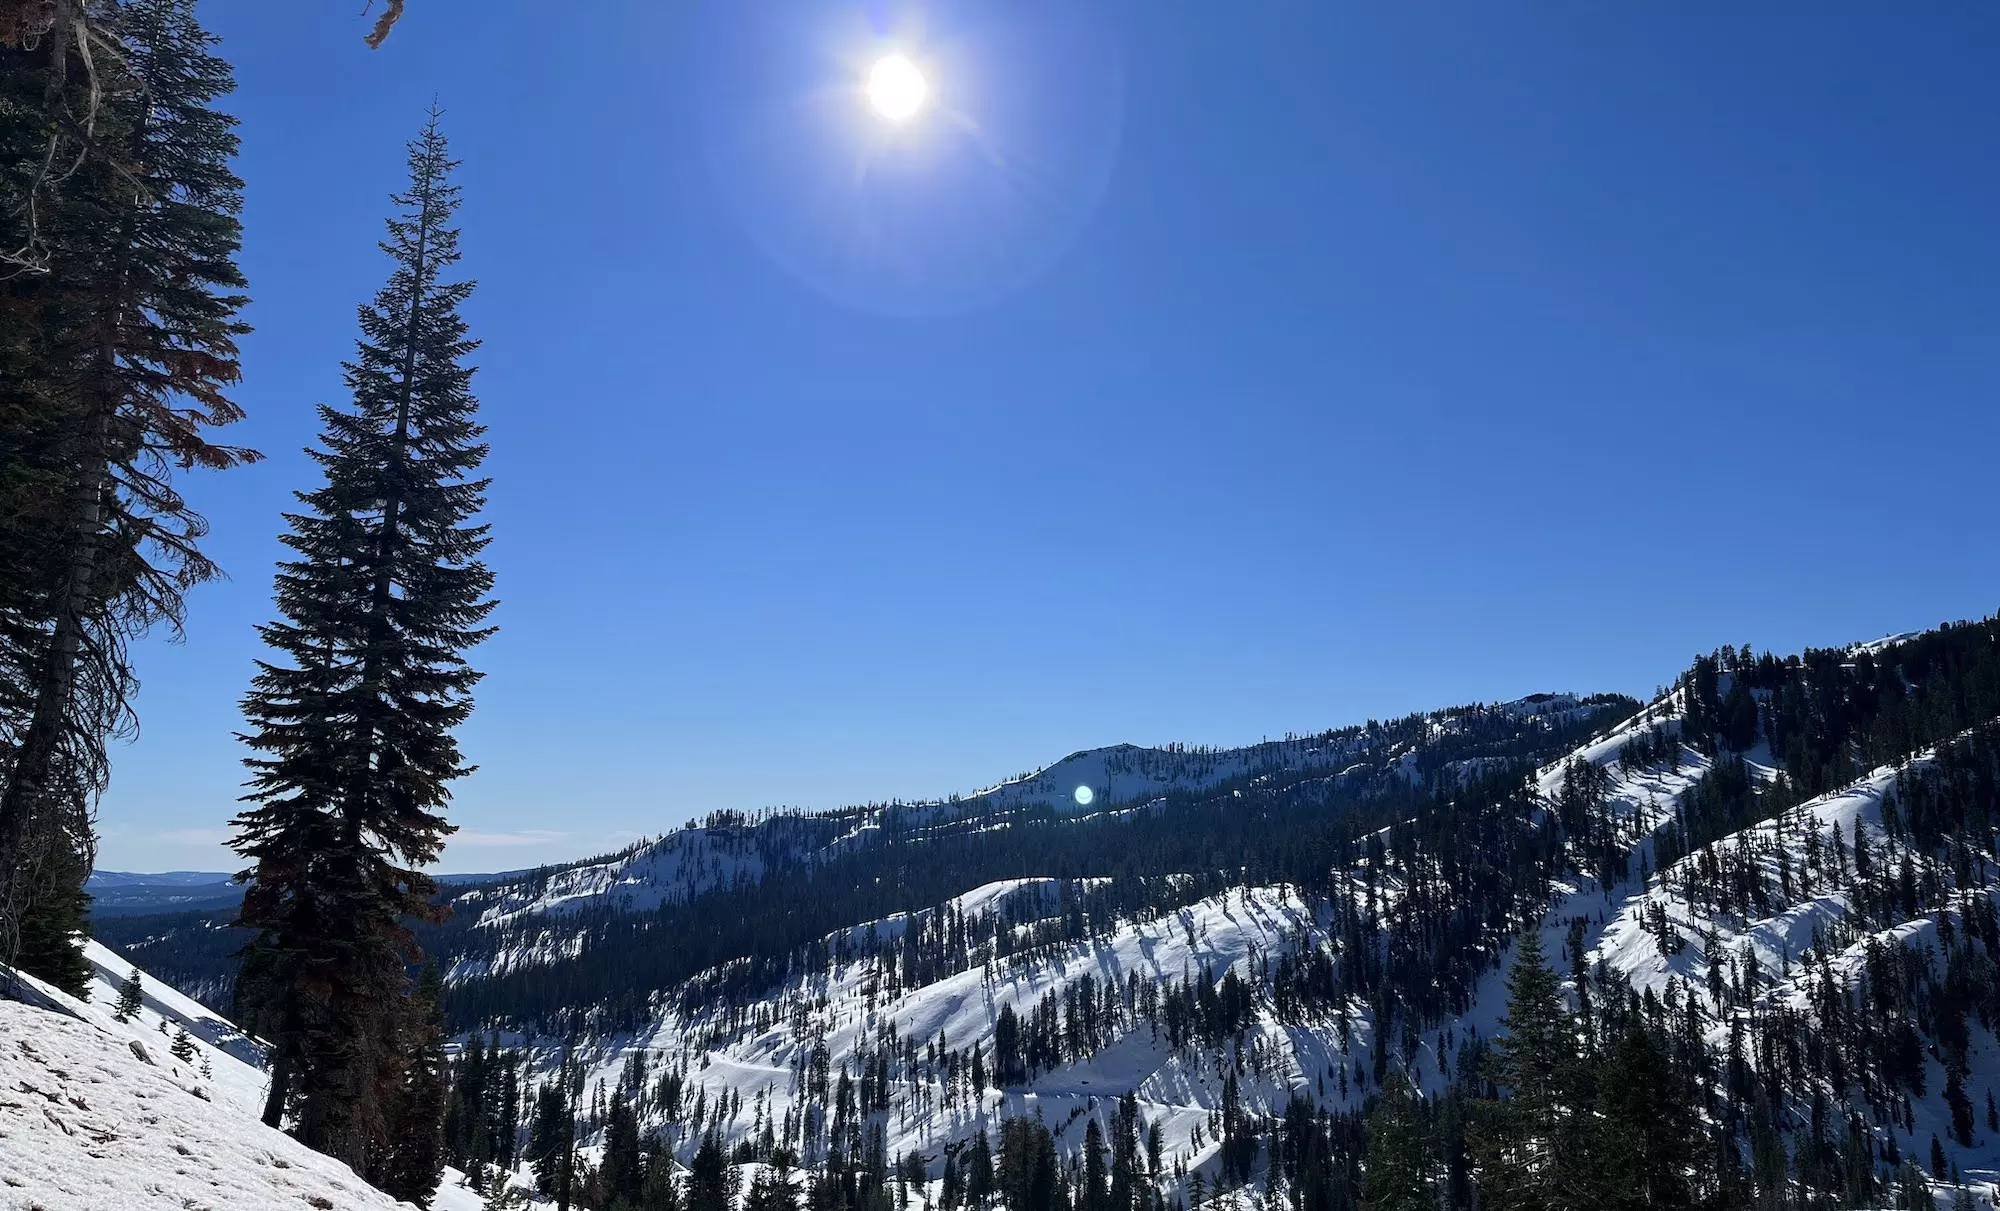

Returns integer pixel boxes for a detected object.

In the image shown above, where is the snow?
[1,947,489,1210]
[29,671,2000,1204]
[827,879,1073,951]
[73,938,269,1115]
[425,680,2000,1204]
[553,883,1374,1189]
[473,694,1610,931]
[1852,632,1921,657]
[1513,709,2000,1205]
[0,986,407,1210]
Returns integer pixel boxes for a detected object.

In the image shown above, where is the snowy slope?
[516,669,2000,1207]
[0,998,417,1211]
[565,883,1370,1185]
[1582,752,2000,1199]
[0,948,490,1211]
[74,937,269,1114]
[1482,694,2000,1205]
[481,698,1648,1187]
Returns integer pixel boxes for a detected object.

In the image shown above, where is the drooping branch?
[363,0,405,49]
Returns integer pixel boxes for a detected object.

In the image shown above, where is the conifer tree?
[1361,1073,1433,1211]
[965,1128,995,1208]
[640,1139,682,1211]
[112,965,144,1021]
[1476,930,1581,1211]
[0,0,252,992]
[170,1024,197,1064]
[528,1080,574,1199]
[1945,1069,1974,1147]
[603,1094,644,1210]
[1081,1119,1109,1211]
[690,1129,737,1211]
[230,108,493,1176]
[378,963,451,1206]
[744,1167,790,1211]
[1589,1025,1692,1209]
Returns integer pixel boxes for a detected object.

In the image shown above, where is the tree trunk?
[262,1022,295,1128]
[0,70,141,962]
[0,415,107,958]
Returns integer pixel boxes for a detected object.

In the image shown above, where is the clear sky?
[95,1,2000,873]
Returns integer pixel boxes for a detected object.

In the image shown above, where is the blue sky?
[96,1,2000,873]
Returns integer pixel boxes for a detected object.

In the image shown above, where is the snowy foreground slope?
[0,997,414,1211]
[0,945,490,1210]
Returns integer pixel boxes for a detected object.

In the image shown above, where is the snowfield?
[0,997,417,1211]
[0,947,490,1210]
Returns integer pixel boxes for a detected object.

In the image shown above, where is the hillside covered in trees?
[89,615,2000,1209]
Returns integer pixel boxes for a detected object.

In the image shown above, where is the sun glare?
[867,54,928,122]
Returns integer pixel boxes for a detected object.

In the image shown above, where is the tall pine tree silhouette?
[0,0,253,991]
[231,108,493,1179]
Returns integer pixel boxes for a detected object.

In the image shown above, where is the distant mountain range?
[86,868,528,916]
[84,871,240,915]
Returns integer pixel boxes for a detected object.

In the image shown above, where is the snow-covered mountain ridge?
[478,622,2000,1207]
[466,692,1619,930]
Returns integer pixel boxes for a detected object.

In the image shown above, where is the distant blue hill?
[86,868,524,916]
[86,871,239,915]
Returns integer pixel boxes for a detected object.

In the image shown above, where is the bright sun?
[867,54,928,122]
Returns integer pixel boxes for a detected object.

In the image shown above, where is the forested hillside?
[89,616,2000,1209]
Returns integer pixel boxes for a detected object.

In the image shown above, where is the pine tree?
[689,1128,737,1211]
[378,963,450,1206]
[527,1080,574,1199]
[1361,1073,1433,1211]
[1081,1118,1109,1211]
[1899,1158,1937,1211]
[0,0,252,993]
[1589,1025,1693,1209]
[112,965,144,1022]
[746,1164,799,1211]
[602,1094,644,1209]
[170,1024,197,1064]
[229,107,493,1177]
[640,1137,682,1211]
[965,1129,994,1208]
[1944,1069,1974,1147]
[1476,930,1581,1211]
